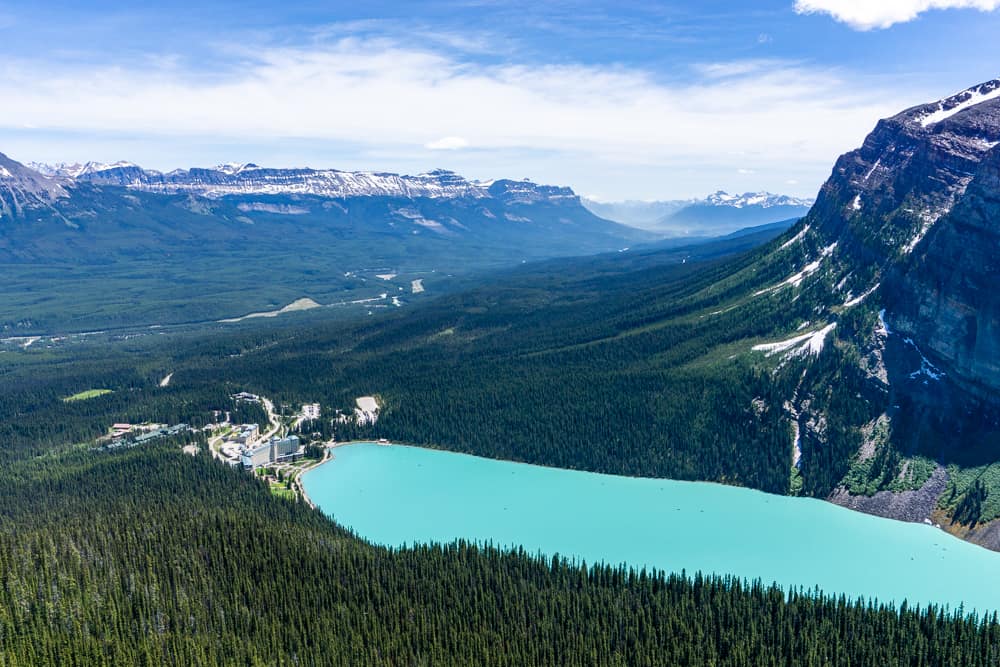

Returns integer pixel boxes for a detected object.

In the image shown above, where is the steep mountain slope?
[769,79,1000,406]
[890,143,1000,399]
[0,153,67,219]
[708,79,1000,541]
[0,153,650,332]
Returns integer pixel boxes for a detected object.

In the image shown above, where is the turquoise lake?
[302,442,1000,614]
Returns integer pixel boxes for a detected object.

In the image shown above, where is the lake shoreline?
[309,440,970,546]
[301,442,1000,615]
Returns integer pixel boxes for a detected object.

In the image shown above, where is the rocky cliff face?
[890,144,1000,399]
[28,160,581,203]
[804,81,1000,286]
[783,80,1000,400]
[741,80,1000,537]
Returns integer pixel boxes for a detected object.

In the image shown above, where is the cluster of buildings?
[133,424,190,444]
[213,393,323,470]
[235,423,260,445]
[111,423,133,437]
[240,435,302,469]
[100,423,191,452]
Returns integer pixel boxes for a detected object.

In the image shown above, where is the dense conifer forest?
[2,443,998,665]
[0,229,987,505]
[3,230,999,663]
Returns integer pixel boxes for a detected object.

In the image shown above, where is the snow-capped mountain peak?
[13,158,581,203]
[913,79,1000,128]
[27,161,142,179]
[704,191,814,209]
[1,152,70,217]
[213,163,262,175]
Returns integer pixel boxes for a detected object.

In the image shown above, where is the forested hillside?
[2,442,998,665]
[3,184,995,539]
[2,200,1000,662]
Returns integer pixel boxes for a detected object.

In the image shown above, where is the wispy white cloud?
[0,39,921,197]
[794,0,1000,30]
[425,136,470,150]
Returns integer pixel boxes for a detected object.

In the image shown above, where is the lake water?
[302,442,1000,614]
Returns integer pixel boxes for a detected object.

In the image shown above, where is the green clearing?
[268,482,296,500]
[62,388,113,402]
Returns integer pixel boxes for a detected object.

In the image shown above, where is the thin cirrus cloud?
[425,136,470,150]
[0,39,914,197]
[794,0,1000,30]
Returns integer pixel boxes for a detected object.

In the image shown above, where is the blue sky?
[1,0,999,199]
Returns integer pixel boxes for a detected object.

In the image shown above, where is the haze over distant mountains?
[583,191,814,236]
[0,153,658,331]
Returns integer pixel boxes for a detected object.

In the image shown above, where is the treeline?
[172,232,837,495]
[1,443,998,666]
[0,230,867,496]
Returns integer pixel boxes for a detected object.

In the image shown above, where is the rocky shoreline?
[828,466,1000,552]
[828,465,948,524]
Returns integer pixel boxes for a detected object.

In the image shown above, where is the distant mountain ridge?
[583,191,814,235]
[702,191,813,209]
[0,151,652,331]
[22,159,577,203]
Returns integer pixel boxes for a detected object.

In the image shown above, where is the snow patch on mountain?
[237,202,310,215]
[753,322,837,359]
[779,224,810,250]
[843,282,880,308]
[30,161,142,178]
[902,210,943,254]
[903,336,946,382]
[757,242,838,295]
[918,81,1000,128]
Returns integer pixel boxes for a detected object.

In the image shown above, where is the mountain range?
[23,160,553,201]
[0,155,653,332]
[583,191,814,235]
[3,157,597,214]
